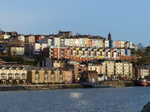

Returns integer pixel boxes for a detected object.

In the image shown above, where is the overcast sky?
[0,0,150,46]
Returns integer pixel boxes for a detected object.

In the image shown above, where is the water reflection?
[70,92,82,99]
[0,87,149,112]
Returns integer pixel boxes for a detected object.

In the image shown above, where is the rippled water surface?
[0,87,149,112]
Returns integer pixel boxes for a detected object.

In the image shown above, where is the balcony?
[1,73,6,79]
[22,73,27,79]
[8,73,13,79]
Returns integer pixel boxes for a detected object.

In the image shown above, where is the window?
[95,68,97,71]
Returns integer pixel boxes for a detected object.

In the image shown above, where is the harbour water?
[0,87,149,112]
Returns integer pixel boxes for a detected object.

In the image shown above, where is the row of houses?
[0,66,73,85]
[1,31,135,49]
[0,58,149,85]
[53,59,150,82]
[52,59,133,81]
[0,31,138,57]
[43,46,138,62]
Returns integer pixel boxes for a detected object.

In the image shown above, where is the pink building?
[64,70,73,84]
[115,41,121,48]
[61,68,73,84]
[88,40,92,47]
[92,40,96,47]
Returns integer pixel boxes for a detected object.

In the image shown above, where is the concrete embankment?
[101,80,136,87]
[0,81,140,91]
[0,84,82,91]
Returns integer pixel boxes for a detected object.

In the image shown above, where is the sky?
[0,0,150,47]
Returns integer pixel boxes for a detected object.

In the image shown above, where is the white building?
[3,34,11,39]
[10,47,24,55]
[64,38,70,46]
[17,35,25,42]
[104,40,109,48]
[54,37,61,46]
[139,66,149,78]
[33,43,41,55]
[120,41,125,48]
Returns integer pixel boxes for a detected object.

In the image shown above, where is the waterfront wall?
[101,81,135,87]
[0,84,82,91]
[0,81,139,91]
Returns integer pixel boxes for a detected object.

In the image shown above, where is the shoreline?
[0,80,145,91]
[0,84,83,91]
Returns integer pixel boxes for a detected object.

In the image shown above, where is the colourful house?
[99,40,104,48]
[84,38,88,47]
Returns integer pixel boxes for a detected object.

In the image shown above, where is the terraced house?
[27,67,73,84]
[44,46,132,62]
[0,66,27,84]
[87,60,133,80]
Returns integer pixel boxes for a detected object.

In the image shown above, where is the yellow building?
[99,40,104,48]
[27,67,73,84]
[27,67,52,84]
[84,38,88,47]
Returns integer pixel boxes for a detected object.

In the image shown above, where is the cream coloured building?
[114,61,133,79]
[138,66,149,78]
[103,60,115,78]
[9,47,24,55]
[89,60,133,80]
[25,35,35,43]
[0,66,27,84]
[88,63,105,74]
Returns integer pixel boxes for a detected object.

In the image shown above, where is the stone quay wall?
[0,84,82,91]
[101,81,135,87]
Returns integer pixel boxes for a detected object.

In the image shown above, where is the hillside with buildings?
[0,29,149,85]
